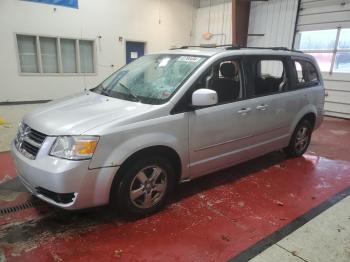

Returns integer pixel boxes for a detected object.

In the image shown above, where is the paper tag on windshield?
[177,56,201,63]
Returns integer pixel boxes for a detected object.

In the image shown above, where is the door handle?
[237,107,251,115]
[256,104,269,111]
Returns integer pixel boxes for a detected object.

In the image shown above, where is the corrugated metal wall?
[193,0,298,48]
[247,0,299,48]
[296,0,350,119]
[192,0,232,46]
[297,0,350,31]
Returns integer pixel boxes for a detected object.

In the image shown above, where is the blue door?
[126,41,145,64]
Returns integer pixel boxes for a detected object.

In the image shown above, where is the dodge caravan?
[11,46,324,216]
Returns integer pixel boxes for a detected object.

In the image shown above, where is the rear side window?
[294,60,319,88]
[253,59,288,96]
[260,60,284,78]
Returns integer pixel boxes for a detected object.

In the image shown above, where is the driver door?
[189,58,256,178]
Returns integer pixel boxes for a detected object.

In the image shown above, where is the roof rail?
[170,44,233,50]
[225,46,303,53]
[170,45,303,53]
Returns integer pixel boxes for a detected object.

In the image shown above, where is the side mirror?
[192,89,218,107]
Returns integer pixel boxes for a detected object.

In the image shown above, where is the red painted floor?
[0,117,350,261]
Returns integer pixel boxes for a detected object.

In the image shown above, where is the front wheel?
[110,156,176,217]
[284,120,312,157]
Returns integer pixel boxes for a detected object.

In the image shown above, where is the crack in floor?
[276,243,309,262]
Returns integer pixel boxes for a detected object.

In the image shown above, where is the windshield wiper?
[118,82,141,102]
[92,85,110,97]
[101,89,111,97]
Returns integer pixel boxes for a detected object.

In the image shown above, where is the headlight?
[50,136,99,160]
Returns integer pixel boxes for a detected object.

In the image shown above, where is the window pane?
[294,60,319,87]
[306,53,332,72]
[296,30,337,50]
[260,60,283,78]
[255,60,287,96]
[40,37,58,73]
[79,40,94,73]
[334,52,350,73]
[338,29,350,49]
[17,35,38,73]
[61,39,77,73]
[295,61,303,82]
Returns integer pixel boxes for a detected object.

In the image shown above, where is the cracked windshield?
[92,54,206,104]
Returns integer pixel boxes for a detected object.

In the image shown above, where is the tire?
[284,120,312,158]
[110,155,176,217]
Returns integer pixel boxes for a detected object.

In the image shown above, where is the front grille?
[15,123,47,160]
[36,187,75,204]
[28,129,46,144]
[22,140,40,156]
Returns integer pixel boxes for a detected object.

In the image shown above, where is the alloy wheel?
[129,166,167,209]
[295,126,310,154]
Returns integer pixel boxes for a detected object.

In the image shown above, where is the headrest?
[220,62,236,78]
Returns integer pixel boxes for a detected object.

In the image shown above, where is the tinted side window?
[293,60,319,88]
[253,59,288,96]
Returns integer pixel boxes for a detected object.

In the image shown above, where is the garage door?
[294,0,350,119]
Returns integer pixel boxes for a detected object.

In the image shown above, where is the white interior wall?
[0,0,196,102]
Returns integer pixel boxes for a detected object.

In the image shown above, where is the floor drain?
[0,200,36,215]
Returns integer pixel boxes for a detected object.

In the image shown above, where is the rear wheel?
[110,156,176,217]
[284,120,312,157]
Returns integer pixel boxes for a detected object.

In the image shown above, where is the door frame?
[243,55,294,99]
[124,39,147,64]
[170,55,248,114]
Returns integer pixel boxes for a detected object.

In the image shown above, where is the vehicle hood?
[23,91,154,135]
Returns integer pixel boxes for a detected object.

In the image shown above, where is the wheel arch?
[284,112,315,157]
[110,145,183,199]
[299,112,316,130]
[290,105,317,135]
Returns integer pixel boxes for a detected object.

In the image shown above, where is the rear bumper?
[11,141,119,210]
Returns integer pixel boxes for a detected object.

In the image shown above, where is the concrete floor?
[0,107,349,261]
[251,195,350,262]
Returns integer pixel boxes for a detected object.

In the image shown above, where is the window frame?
[15,33,97,76]
[295,27,350,74]
[16,34,40,73]
[170,55,247,114]
[244,55,292,99]
[60,38,78,74]
[291,57,320,89]
[39,36,60,74]
[206,56,246,106]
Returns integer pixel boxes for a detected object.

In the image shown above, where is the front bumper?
[11,140,119,210]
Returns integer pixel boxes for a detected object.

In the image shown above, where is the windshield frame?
[90,54,208,105]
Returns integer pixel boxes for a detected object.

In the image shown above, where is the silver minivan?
[11,47,324,216]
